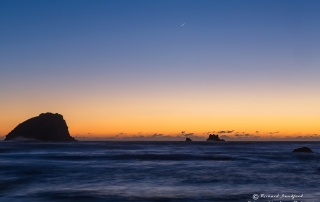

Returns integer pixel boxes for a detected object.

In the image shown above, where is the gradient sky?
[1,0,319,140]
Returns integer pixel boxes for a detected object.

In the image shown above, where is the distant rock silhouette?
[206,134,225,141]
[292,147,313,153]
[4,113,77,142]
[185,138,192,142]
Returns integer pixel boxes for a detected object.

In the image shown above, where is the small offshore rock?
[292,147,313,153]
[185,138,192,142]
[206,134,225,141]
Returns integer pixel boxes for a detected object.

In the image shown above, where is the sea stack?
[185,138,192,142]
[292,147,313,153]
[4,113,77,142]
[206,134,225,141]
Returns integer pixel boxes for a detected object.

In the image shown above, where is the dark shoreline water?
[0,141,319,202]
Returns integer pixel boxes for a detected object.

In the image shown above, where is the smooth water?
[0,141,319,202]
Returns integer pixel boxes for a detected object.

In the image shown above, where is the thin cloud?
[184,133,195,137]
[269,131,280,134]
[151,133,164,138]
[230,133,261,140]
[203,131,216,135]
[218,130,234,134]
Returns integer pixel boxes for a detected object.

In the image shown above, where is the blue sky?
[2,0,319,83]
[1,0,320,139]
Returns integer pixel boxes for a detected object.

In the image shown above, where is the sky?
[1,0,319,141]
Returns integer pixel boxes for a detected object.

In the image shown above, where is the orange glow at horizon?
[1,79,319,139]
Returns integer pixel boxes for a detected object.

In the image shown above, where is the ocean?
[0,141,319,202]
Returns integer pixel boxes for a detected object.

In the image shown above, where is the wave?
[30,190,251,202]
[42,153,240,161]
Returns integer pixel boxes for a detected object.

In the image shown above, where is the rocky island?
[4,113,77,142]
[206,134,225,141]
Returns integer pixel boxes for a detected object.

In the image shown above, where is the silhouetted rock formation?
[206,134,225,141]
[292,147,313,153]
[4,113,77,142]
[185,138,192,142]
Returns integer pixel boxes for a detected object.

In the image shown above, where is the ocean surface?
[0,141,319,202]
